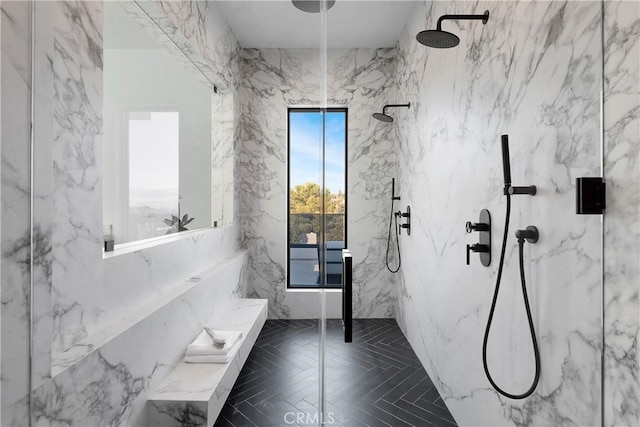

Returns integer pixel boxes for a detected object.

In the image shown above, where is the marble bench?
[148,298,268,427]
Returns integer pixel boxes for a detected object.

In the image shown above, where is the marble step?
[148,298,268,427]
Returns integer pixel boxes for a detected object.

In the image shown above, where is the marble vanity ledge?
[103,225,232,259]
[51,250,247,377]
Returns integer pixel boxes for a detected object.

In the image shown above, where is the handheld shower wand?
[501,135,536,196]
[391,177,400,201]
[501,135,512,193]
[386,178,401,273]
[482,135,540,400]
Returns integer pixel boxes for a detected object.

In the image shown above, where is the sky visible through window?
[289,110,346,193]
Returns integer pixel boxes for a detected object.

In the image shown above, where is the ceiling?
[104,2,161,49]
[215,1,417,49]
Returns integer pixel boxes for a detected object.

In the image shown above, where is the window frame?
[287,107,348,289]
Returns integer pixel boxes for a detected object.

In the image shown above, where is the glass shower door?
[211,1,330,425]
[322,1,606,426]
[26,0,329,426]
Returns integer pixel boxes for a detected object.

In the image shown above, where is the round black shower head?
[373,113,394,123]
[292,0,335,13]
[416,10,489,48]
[416,29,460,48]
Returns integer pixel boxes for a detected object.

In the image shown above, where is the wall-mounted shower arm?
[373,103,410,123]
[436,12,490,30]
[417,10,489,48]
[382,103,411,114]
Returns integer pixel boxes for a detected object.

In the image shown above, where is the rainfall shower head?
[416,30,460,49]
[373,103,410,123]
[373,112,394,123]
[292,0,335,13]
[417,10,489,48]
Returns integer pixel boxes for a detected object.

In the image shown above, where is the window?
[288,108,347,288]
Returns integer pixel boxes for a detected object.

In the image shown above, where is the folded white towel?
[186,329,243,356]
[184,339,241,364]
[205,327,240,347]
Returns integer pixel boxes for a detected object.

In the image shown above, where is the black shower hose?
[482,193,541,399]
[385,199,401,273]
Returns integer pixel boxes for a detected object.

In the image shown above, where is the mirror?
[102,1,229,248]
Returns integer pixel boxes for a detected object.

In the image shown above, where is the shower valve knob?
[465,221,489,233]
[466,244,489,265]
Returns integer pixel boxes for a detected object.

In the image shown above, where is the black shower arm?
[436,13,489,30]
[382,103,411,114]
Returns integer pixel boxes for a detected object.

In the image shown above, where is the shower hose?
[482,193,541,399]
[385,199,401,273]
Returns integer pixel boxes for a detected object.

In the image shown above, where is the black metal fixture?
[397,206,411,236]
[416,10,489,48]
[391,177,401,201]
[341,249,352,343]
[373,103,410,123]
[516,226,539,244]
[576,177,606,214]
[386,178,402,273]
[482,134,540,400]
[291,0,335,13]
[500,135,537,196]
[466,209,491,267]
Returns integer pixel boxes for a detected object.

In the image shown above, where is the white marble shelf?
[52,254,246,376]
[148,298,268,427]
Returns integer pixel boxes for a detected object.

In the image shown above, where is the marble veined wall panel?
[395,1,604,425]
[238,48,398,319]
[1,1,33,423]
[30,252,247,427]
[48,0,241,359]
[0,0,245,425]
[603,0,640,425]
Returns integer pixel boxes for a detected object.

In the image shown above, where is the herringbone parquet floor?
[214,319,458,427]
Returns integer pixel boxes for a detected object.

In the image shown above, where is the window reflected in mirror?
[128,111,180,240]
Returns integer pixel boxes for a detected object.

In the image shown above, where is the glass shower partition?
[26,0,328,426]
[322,1,607,426]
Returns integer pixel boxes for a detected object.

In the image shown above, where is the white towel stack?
[184,328,243,364]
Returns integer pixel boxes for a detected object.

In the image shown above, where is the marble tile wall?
[28,252,248,427]
[238,48,398,319]
[2,1,637,426]
[1,0,246,425]
[0,1,33,423]
[50,0,105,356]
[603,1,640,425]
[394,1,606,425]
[48,0,242,358]
[42,0,238,356]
